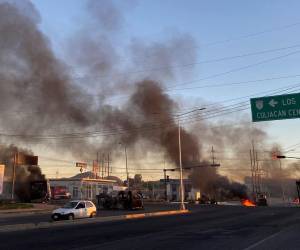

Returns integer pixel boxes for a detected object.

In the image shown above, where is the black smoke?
[0,0,282,200]
[0,144,45,201]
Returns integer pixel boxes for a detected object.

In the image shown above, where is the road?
[0,205,300,250]
[0,202,182,226]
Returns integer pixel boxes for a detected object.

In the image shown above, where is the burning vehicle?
[198,194,217,205]
[241,193,267,207]
[255,193,268,206]
[241,199,256,207]
[96,190,143,210]
[29,180,51,203]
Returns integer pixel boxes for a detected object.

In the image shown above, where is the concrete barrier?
[0,209,190,233]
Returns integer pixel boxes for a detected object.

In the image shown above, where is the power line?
[201,21,300,47]
[170,74,300,92]
[167,50,300,89]
[1,82,300,139]
[111,21,300,65]
[70,44,300,80]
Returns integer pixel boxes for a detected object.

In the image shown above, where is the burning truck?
[96,190,143,210]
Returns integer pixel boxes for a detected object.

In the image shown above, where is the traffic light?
[276,155,286,159]
[271,152,286,160]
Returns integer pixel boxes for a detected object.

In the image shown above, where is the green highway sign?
[250,93,300,122]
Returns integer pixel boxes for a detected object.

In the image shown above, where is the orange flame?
[242,199,256,207]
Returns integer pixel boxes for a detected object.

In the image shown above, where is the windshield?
[63,201,78,209]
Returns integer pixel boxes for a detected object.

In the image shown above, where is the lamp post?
[177,108,205,210]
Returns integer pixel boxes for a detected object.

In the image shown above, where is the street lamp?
[177,108,206,210]
[119,143,129,190]
[163,168,176,201]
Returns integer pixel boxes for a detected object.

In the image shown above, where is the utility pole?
[119,143,129,189]
[125,146,129,189]
[178,115,185,210]
[11,152,17,200]
[251,142,260,199]
[97,152,100,178]
[250,149,255,198]
[211,146,216,165]
[107,153,110,177]
[152,182,155,200]
[163,169,167,201]
[56,170,59,179]
[255,151,261,193]
[101,154,104,179]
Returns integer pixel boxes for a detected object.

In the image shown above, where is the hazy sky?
[23,0,300,178]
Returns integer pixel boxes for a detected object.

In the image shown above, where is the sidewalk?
[0,203,58,215]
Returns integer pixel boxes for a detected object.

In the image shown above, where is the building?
[158,179,200,201]
[140,179,200,202]
[49,172,126,201]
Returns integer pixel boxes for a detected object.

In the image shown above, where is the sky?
[6,0,300,179]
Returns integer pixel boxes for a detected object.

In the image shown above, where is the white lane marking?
[243,230,283,250]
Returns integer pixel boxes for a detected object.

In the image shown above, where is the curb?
[125,209,189,219]
[0,209,190,233]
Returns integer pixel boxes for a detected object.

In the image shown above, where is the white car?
[51,200,97,221]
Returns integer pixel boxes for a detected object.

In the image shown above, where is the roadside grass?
[0,202,34,210]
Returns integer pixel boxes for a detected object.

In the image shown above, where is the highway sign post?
[250,93,300,122]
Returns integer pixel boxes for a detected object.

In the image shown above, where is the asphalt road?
[0,205,300,250]
[0,202,183,226]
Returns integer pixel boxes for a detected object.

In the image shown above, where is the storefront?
[49,177,123,200]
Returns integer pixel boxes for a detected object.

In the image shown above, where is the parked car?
[50,186,71,200]
[51,200,97,221]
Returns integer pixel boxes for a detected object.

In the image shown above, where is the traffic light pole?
[163,169,167,201]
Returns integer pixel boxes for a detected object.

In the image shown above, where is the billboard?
[76,162,87,169]
[17,153,38,165]
[0,165,5,194]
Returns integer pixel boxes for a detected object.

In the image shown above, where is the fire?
[242,199,256,207]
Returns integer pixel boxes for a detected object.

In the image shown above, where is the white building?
[49,172,126,201]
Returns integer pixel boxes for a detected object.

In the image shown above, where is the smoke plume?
[1,0,295,200]
[0,144,45,201]
[189,162,247,200]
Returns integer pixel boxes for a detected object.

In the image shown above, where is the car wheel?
[51,213,60,221]
[90,211,96,218]
[68,214,74,220]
